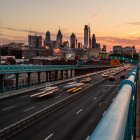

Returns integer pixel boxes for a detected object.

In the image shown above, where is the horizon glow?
[0,0,140,51]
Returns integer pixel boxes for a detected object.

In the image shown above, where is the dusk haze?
[1,0,140,51]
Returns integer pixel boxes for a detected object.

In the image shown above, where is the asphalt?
[8,70,128,140]
[0,72,104,130]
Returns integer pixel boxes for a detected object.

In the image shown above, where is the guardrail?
[89,66,138,140]
[0,65,113,74]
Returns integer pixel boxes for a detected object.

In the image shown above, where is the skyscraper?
[70,33,76,48]
[45,31,51,45]
[56,28,63,47]
[84,25,91,49]
[92,34,96,48]
[28,35,42,48]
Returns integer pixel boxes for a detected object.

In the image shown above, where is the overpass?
[0,64,113,93]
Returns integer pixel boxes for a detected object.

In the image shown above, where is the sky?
[0,0,140,51]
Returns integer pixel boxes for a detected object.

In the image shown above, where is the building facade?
[84,25,91,49]
[70,33,76,48]
[28,35,42,48]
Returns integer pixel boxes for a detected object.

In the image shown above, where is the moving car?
[63,82,84,90]
[80,77,92,83]
[30,86,59,98]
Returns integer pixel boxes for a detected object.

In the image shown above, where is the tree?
[7,57,16,65]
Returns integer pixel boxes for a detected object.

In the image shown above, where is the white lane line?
[76,109,83,115]
[20,95,29,98]
[2,105,16,111]
[24,107,35,112]
[103,90,106,92]
[93,97,97,101]
[44,133,54,140]
[102,110,106,116]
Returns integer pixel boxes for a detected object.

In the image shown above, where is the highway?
[4,68,129,140]
[0,70,108,130]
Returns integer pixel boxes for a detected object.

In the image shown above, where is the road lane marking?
[102,110,106,116]
[2,105,16,111]
[24,107,35,112]
[102,90,106,92]
[76,109,83,115]
[93,97,97,101]
[44,133,54,140]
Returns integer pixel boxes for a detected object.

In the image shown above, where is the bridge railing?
[89,66,138,140]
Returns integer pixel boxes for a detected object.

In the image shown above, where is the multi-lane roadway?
[0,67,129,140]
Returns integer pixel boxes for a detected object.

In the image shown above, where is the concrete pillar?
[60,70,64,79]
[46,71,48,82]
[38,72,41,84]
[65,70,68,78]
[27,72,31,87]
[54,71,58,80]
[15,73,19,90]
[0,74,4,93]
[71,70,73,77]
[48,71,51,82]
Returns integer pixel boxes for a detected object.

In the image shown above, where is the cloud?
[126,22,140,26]
[0,27,45,35]
[97,36,140,46]
[0,33,24,39]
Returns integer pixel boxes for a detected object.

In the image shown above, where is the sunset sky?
[0,0,140,51]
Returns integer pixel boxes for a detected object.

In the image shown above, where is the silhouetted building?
[70,33,76,48]
[102,45,107,53]
[28,35,42,48]
[56,28,63,47]
[84,25,91,48]
[78,42,82,49]
[113,46,123,55]
[124,46,136,56]
[45,31,51,47]
[92,34,96,48]
[63,41,69,48]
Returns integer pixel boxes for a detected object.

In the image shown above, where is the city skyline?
[0,0,140,51]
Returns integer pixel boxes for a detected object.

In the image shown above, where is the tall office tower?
[56,28,63,47]
[78,42,82,49]
[70,33,76,48]
[84,25,91,48]
[102,45,107,52]
[45,31,51,45]
[28,35,42,48]
[92,34,96,48]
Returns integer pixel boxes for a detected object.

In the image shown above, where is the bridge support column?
[27,72,31,87]
[48,71,51,82]
[54,71,58,80]
[65,70,68,78]
[46,72,48,82]
[71,70,73,77]
[0,74,5,93]
[37,72,41,85]
[15,73,19,90]
[60,70,63,79]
